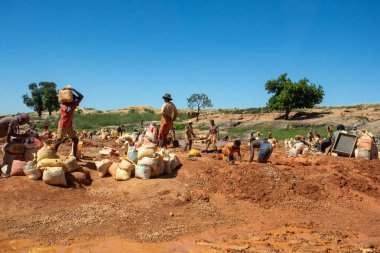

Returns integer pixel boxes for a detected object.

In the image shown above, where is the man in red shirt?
[54,88,84,159]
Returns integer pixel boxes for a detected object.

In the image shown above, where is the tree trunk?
[284,109,291,120]
[196,107,200,122]
[48,110,52,116]
[38,110,42,117]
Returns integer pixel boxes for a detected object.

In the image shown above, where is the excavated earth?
[0,138,379,252]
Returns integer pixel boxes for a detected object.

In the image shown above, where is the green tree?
[22,83,44,117]
[265,73,324,119]
[40,82,60,115]
[22,82,60,117]
[187,93,213,121]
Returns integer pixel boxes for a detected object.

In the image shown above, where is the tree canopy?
[41,82,60,115]
[22,82,60,117]
[265,73,324,119]
[187,93,213,121]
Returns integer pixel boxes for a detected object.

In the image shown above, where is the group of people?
[9,90,365,167]
[306,125,348,153]
[183,119,219,152]
[0,90,276,166]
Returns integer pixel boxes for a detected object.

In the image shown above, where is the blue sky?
[0,0,379,115]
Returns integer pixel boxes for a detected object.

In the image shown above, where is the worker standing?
[54,87,84,160]
[158,93,178,148]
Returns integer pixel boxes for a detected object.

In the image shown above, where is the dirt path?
[1,139,380,252]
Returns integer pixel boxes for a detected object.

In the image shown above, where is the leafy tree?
[265,73,324,119]
[40,82,60,115]
[22,83,44,117]
[22,82,60,117]
[187,93,213,121]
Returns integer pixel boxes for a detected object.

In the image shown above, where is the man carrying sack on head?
[159,93,178,148]
[54,86,84,160]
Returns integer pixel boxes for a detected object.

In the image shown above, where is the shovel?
[172,126,180,148]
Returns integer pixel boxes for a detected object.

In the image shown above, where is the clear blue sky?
[0,0,379,115]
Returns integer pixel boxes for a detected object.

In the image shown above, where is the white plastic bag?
[135,164,151,180]
[139,157,158,171]
[355,148,370,159]
[168,153,181,170]
[23,161,42,180]
[95,159,112,177]
[287,142,306,157]
[1,164,11,175]
[64,156,79,173]
[43,167,67,186]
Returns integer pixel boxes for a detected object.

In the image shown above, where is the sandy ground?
[0,138,380,252]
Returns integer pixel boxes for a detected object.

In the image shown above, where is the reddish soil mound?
[178,148,380,208]
[0,139,379,252]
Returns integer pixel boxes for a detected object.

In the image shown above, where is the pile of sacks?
[96,145,181,181]
[1,139,41,176]
[99,147,119,156]
[284,138,297,149]
[287,136,308,157]
[355,130,378,160]
[193,134,208,144]
[116,132,139,145]
[1,143,80,187]
[99,128,112,140]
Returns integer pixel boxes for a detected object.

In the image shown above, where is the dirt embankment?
[196,106,380,132]
[0,139,380,252]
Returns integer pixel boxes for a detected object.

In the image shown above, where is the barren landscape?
[1,122,380,252]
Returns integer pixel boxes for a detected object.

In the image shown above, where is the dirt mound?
[1,139,379,251]
[107,106,160,114]
[179,148,380,208]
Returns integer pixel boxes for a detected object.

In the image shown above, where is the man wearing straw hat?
[159,93,178,148]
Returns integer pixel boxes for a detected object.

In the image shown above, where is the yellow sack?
[37,143,58,162]
[115,168,130,181]
[122,156,135,164]
[188,149,201,157]
[137,148,156,160]
[77,141,83,158]
[37,158,67,172]
[120,158,135,174]
[58,88,73,103]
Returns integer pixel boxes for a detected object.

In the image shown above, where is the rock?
[66,168,92,188]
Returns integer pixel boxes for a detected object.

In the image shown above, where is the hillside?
[4,103,380,141]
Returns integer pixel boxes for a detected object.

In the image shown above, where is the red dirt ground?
[0,138,379,252]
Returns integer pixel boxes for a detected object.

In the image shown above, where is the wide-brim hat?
[162,93,173,101]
